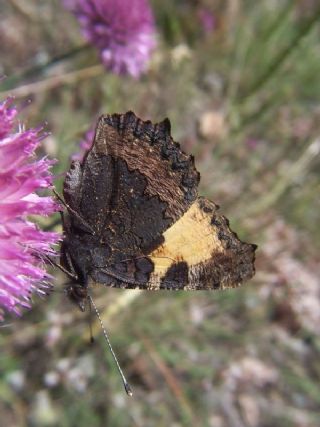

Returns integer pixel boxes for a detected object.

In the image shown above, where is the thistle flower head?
[65,0,157,78]
[0,99,60,319]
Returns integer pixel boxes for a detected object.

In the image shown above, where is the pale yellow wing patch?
[149,199,223,276]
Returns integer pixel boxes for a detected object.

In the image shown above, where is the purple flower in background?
[198,7,215,34]
[71,127,95,161]
[0,99,60,319]
[246,138,259,149]
[65,0,157,78]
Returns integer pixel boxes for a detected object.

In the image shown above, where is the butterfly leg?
[42,253,79,282]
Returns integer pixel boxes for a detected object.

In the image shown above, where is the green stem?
[1,44,91,90]
[241,7,320,102]
[231,91,280,136]
[237,138,320,219]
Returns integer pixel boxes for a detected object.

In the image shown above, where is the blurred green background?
[1,1,320,426]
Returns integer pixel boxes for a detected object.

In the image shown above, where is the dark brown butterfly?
[55,112,256,395]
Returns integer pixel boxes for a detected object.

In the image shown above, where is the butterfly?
[55,112,256,394]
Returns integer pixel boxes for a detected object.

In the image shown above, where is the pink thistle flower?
[64,0,157,78]
[0,99,60,320]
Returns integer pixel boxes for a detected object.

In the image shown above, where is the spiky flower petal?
[0,99,60,319]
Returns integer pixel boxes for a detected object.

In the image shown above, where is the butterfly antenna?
[88,295,133,397]
[88,297,95,344]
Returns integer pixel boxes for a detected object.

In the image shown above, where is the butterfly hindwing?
[88,197,256,290]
